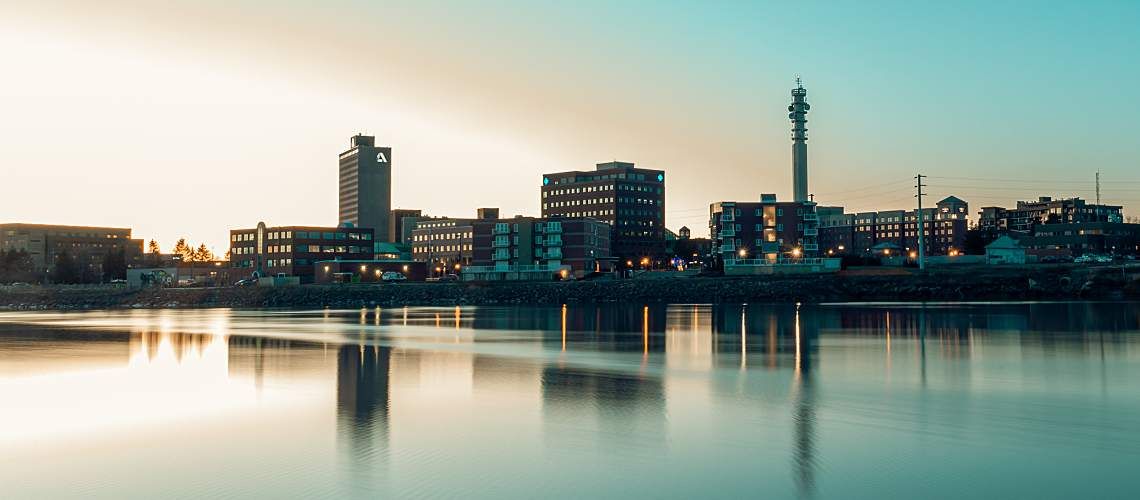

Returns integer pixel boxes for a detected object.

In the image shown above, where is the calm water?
[1,303,1139,499]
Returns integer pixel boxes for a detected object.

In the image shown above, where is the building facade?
[1020,222,1140,256]
[388,209,422,244]
[467,217,611,280]
[708,194,820,264]
[339,134,392,241]
[541,161,665,263]
[229,222,374,283]
[410,218,476,276]
[0,223,143,281]
[978,196,1123,233]
[816,196,969,256]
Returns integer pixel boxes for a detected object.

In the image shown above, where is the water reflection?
[337,343,392,491]
[1,303,1139,498]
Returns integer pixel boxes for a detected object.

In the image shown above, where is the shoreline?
[3,265,1137,310]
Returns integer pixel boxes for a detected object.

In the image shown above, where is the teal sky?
[2,0,1139,251]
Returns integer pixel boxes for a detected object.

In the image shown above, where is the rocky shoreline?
[3,265,1138,310]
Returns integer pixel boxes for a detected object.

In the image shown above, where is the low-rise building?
[313,260,427,283]
[229,222,374,283]
[464,216,612,281]
[388,209,422,244]
[817,196,969,257]
[0,223,143,282]
[978,196,1122,233]
[985,236,1027,265]
[410,217,476,276]
[709,194,819,262]
[1020,222,1140,256]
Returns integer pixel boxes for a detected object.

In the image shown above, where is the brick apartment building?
[708,194,820,264]
[816,196,969,257]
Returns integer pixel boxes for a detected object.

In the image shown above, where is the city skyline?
[3,1,1140,253]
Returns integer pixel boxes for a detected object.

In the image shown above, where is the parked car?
[381,271,407,282]
[8,282,32,287]
[233,278,257,287]
[109,279,127,284]
[438,274,459,282]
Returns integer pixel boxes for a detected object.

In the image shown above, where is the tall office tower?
[789,78,810,202]
[339,134,392,241]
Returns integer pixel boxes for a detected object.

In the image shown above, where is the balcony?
[803,244,819,251]
[720,228,735,237]
[493,238,510,248]
[546,249,563,259]
[546,223,562,234]
[802,213,818,221]
[493,225,510,235]
[546,237,563,247]
[720,214,735,222]
[803,228,818,236]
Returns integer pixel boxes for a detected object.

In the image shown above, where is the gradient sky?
[3,0,1139,253]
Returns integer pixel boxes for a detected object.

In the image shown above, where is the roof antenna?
[795,74,803,89]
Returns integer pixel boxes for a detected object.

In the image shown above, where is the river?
[1,302,1138,498]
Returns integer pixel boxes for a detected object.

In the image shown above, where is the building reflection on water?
[3,302,1140,496]
[336,342,392,488]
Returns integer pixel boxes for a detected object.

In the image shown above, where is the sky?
[2,0,1139,253]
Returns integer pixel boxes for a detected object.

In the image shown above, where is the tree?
[172,238,193,262]
[146,239,163,267]
[0,250,37,284]
[101,249,128,282]
[193,244,215,262]
[52,251,81,284]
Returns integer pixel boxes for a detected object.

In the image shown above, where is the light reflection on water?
[1,303,1139,499]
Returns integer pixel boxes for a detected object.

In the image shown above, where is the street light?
[838,245,845,251]
[738,248,747,258]
[792,248,802,258]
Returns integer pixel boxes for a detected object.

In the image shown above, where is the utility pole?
[915,174,927,271]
